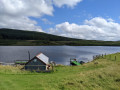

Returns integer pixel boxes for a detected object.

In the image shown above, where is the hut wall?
[25,58,46,71]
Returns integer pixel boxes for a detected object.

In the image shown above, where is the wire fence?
[93,53,120,61]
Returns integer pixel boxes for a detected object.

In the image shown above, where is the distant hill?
[0,28,80,41]
[0,28,120,46]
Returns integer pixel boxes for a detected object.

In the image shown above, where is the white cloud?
[2,0,119,41]
[107,18,114,22]
[42,18,53,25]
[0,0,54,31]
[0,15,43,32]
[53,0,82,8]
[0,0,53,17]
[119,16,120,19]
[49,17,120,41]
[0,0,82,31]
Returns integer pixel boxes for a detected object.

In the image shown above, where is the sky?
[0,0,120,41]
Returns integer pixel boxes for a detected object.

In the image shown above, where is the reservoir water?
[0,46,120,65]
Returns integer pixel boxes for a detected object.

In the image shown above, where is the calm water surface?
[0,46,120,65]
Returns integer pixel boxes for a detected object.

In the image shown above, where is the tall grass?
[0,65,28,74]
[0,53,120,90]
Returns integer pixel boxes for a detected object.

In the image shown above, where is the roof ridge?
[36,52,42,57]
[35,56,46,65]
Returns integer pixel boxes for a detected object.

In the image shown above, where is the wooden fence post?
[115,56,116,61]
[102,54,103,58]
[93,56,94,60]
[99,55,101,59]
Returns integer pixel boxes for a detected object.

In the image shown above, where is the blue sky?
[32,0,120,30]
[0,0,120,41]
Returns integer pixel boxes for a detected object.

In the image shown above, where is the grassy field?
[0,53,120,90]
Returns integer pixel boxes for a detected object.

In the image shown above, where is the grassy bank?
[0,53,120,90]
[1,39,120,46]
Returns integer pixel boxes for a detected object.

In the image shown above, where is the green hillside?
[0,28,120,46]
[0,28,79,41]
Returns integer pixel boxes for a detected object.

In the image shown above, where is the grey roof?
[36,53,49,64]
